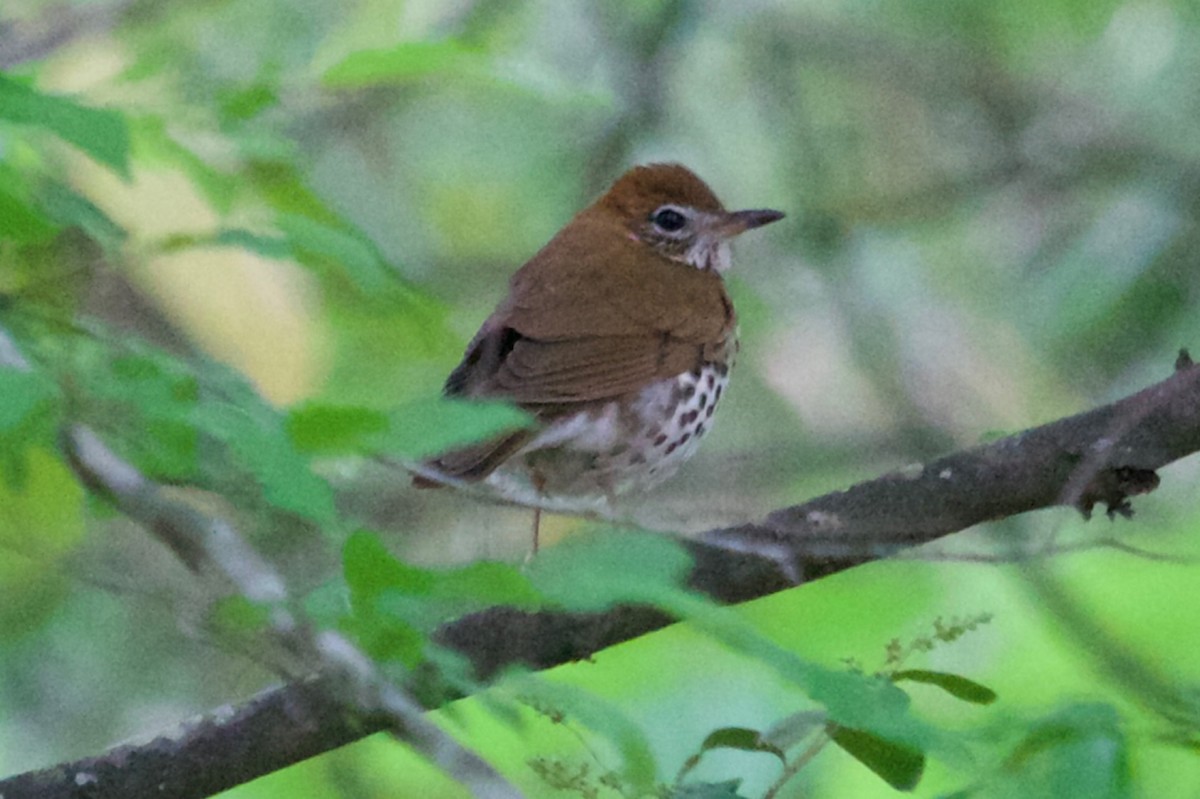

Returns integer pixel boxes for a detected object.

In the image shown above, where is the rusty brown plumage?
[420,163,782,497]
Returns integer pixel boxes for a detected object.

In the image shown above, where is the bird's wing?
[425,213,732,481]
[445,220,732,405]
[427,330,704,482]
[462,332,696,403]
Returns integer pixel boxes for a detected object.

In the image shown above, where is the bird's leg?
[531,506,541,555]
[530,471,547,555]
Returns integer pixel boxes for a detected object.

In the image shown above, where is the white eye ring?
[650,206,688,233]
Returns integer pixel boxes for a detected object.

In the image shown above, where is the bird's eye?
[651,207,687,232]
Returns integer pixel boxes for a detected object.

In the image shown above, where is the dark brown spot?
[715,384,723,402]
[715,362,729,377]
[681,409,699,426]
[653,433,668,447]
[705,404,715,419]
[706,372,716,389]
[698,393,708,410]
[665,441,678,455]
[697,423,707,436]
[690,366,703,381]
[680,432,691,445]
[680,382,696,400]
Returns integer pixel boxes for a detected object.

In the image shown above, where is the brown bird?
[419,163,783,535]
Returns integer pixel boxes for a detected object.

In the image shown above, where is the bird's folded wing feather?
[446,238,731,405]
[426,212,733,481]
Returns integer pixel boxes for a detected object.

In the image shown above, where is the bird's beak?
[715,208,786,238]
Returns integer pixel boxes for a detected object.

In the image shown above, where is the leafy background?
[2,0,1200,797]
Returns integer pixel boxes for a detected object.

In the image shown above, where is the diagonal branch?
[0,326,524,799]
[4,354,1199,798]
[437,355,1200,675]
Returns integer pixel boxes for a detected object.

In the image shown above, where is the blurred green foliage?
[2,0,1200,797]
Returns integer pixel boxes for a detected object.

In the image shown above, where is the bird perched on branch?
[417,163,783,547]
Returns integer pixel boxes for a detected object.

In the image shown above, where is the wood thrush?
[419,163,783,518]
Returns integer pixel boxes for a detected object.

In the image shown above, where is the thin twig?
[62,424,525,799]
[763,733,831,799]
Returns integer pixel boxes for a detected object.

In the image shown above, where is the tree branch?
[4,354,1198,798]
[59,427,522,799]
[0,328,524,799]
[438,355,1199,675]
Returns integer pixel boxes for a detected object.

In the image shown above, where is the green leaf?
[829,725,925,792]
[0,450,80,636]
[340,605,426,667]
[192,403,335,522]
[424,560,542,610]
[276,213,393,293]
[525,527,694,610]
[0,447,85,562]
[130,116,237,212]
[0,551,70,640]
[0,182,58,244]
[342,536,421,638]
[0,370,58,433]
[679,602,946,760]
[0,74,130,176]
[341,531,431,666]
[218,81,278,122]
[246,159,343,223]
[0,371,60,483]
[37,181,126,250]
[344,530,432,603]
[992,703,1130,799]
[340,531,543,666]
[187,221,419,301]
[286,403,389,454]
[698,727,786,763]
[893,669,998,705]
[381,397,531,459]
[525,528,945,764]
[79,352,199,480]
[213,229,293,261]
[344,530,541,629]
[322,40,484,88]
[209,595,272,634]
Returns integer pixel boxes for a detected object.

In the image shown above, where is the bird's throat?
[682,238,732,273]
